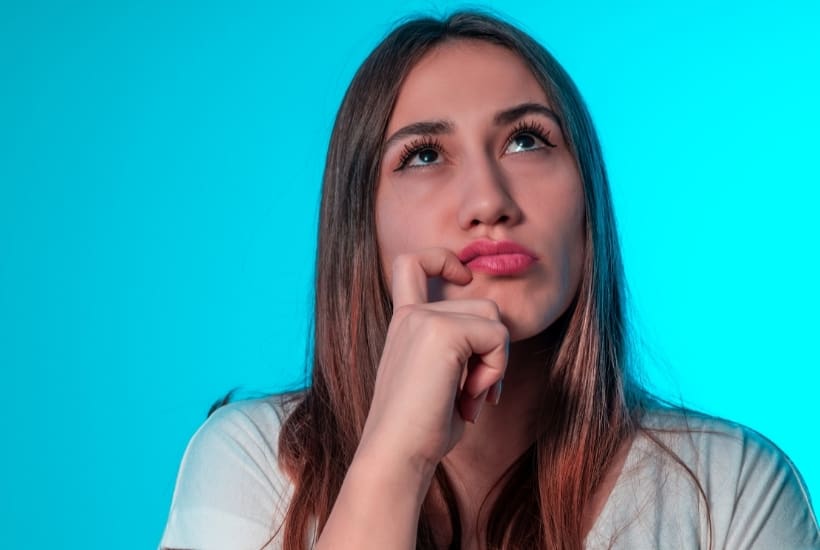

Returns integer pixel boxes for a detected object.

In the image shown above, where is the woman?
[160,11,819,550]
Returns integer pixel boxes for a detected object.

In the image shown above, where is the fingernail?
[491,380,503,405]
[470,406,482,423]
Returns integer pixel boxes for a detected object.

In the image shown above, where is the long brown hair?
[277,11,645,549]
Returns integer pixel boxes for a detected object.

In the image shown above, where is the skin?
[376,40,586,344]
[317,40,626,550]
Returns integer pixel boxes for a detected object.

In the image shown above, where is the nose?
[456,156,523,230]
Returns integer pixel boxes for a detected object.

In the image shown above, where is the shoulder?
[638,407,788,467]
[638,408,812,495]
[627,407,819,548]
[176,394,300,491]
[159,393,304,550]
[198,393,300,450]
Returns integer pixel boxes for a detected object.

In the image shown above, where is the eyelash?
[509,120,558,149]
[397,137,444,171]
[394,120,558,171]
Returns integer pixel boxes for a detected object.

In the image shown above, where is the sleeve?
[723,428,820,550]
[159,400,293,550]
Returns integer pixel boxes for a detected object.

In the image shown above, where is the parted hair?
[276,10,646,549]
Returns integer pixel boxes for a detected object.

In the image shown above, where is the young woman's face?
[375,40,586,341]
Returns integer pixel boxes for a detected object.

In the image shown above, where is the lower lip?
[466,254,535,276]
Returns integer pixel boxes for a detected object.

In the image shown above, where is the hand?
[358,248,509,473]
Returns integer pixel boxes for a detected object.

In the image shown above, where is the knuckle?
[393,303,419,321]
[423,312,450,333]
[493,321,510,342]
[395,304,437,329]
[478,299,501,319]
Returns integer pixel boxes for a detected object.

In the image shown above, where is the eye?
[504,121,557,155]
[408,148,440,166]
[506,133,541,153]
[396,137,444,171]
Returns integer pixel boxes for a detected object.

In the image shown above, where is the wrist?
[351,438,438,502]
[315,440,437,549]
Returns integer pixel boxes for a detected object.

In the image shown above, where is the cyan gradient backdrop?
[1,0,817,548]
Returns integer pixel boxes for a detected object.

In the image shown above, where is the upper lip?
[457,239,538,263]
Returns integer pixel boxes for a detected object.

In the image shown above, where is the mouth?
[457,239,538,276]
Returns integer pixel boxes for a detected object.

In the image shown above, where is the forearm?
[316,444,436,550]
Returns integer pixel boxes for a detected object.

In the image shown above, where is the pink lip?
[457,239,538,276]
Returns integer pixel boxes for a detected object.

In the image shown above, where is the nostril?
[470,214,510,227]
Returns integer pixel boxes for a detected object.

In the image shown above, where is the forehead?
[387,40,550,130]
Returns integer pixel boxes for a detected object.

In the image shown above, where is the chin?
[502,311,556,342]
[436,280,577,342]
[500,294,577,344]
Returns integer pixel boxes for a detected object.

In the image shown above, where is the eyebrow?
[494,102,562,128]
[383,120,454,152]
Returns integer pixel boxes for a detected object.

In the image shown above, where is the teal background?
[1,1,817,548]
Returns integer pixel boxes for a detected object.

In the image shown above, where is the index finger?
[391,248,472,308]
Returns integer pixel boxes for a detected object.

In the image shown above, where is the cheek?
[376,189,452,260]
[374,194,393,285]
[375,211,399,289]
[525,178,586,302]
[375,193,437,289]
[377,209,414,264]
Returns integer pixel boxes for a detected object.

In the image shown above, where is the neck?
[427,307,637,546]
[441,318,566,515]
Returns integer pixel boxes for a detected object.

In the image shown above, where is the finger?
[486,378,503,405]
[457,320,509,398]
[459,388,489,423]
[421,298,501,321]
[391,248,472,309]
[462,358,506,400]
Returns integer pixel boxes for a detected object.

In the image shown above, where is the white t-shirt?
[159,397,820,549]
